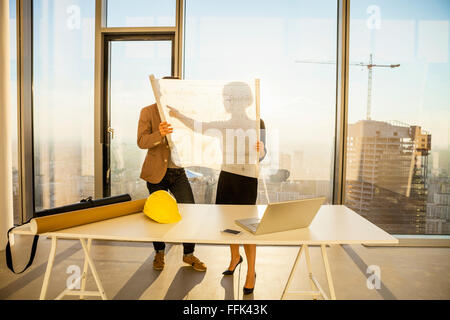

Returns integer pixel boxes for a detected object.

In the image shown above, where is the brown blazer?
[137,104,170,184]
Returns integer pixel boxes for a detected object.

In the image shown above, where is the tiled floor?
[1,236,449,300]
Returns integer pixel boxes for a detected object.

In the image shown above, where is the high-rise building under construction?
[346,120,431,234]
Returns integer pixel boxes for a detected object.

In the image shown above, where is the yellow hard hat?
[143,190,182,224]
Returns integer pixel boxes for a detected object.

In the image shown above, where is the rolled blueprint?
[29,198,146,234]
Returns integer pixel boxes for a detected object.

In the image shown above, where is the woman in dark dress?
[168,81,266,294]
[217,118,266,295]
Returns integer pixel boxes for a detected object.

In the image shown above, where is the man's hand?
[159,121,173,137]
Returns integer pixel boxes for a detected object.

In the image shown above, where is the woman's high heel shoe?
[222,255,243,275]
[243,273,256,295]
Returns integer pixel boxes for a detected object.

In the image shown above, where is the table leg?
[281,245,304,300]
[80,238,92,299]
[320,244,336,300]
[236,263,241,300]
[80,238,107,300]
[303,245,318,300]
[40,236,58,300]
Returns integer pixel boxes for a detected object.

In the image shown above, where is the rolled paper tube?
[29,198,146,234]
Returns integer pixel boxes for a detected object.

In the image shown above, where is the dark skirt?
[215,170,258,205]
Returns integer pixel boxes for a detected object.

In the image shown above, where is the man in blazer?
[137,85,207,272]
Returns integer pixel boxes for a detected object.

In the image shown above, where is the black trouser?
[146,168,195,255]
[215,170,258,205]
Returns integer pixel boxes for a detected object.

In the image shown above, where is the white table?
[12,204,398,300]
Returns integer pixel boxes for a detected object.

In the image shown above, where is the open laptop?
[235,197,325,235]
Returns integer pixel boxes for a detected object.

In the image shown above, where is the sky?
[9,0,450,181]
[348,0,450,150]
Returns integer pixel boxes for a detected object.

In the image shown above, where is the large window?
[33,0,95,211]
[17,0,448,237]
[106,0,176,27]
[108,39,173,199]
[345,0,450,234]
[184,0,338,204]
[9,0,19,224]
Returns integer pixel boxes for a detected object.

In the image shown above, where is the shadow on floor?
[341,245,397,300]
[220,276,235,300]
[0,242,81,299]
[164,266,206,300]
[242,292,255,300]
[112,244,177,300]
[113,251,162,300]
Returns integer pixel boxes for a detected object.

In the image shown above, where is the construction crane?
[295,54,400,120]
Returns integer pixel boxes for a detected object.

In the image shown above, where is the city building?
[346,120,431,234]
[426,176,450,234]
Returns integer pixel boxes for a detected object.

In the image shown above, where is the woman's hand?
[167,105,182,119]
[159,121,173,137]
[255,141,264,153]
[256,141,266,159]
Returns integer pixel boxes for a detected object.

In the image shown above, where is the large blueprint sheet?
[150,75,260,178]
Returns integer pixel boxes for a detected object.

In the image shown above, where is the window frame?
[93,0,184,198]
[101,33,176,196]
